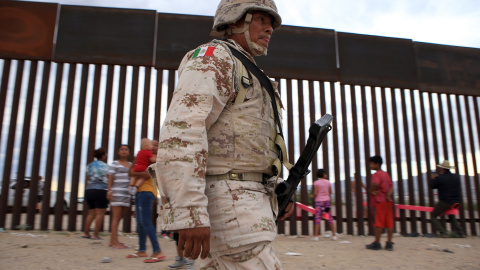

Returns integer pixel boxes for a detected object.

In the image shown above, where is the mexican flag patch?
[192,46,215,59]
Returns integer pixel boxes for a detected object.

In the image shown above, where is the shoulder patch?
[192,46,216,59]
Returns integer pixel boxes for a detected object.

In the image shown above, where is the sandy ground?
[1,229,479,270]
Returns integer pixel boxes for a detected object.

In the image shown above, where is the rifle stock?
[276,114,333,220]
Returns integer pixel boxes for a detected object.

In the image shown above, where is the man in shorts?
[366,155,394,251]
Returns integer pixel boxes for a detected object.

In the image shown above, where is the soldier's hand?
[178,227,210,260]
[279,201,295,220]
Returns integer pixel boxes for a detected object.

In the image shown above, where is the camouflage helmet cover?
[211,0,282,36]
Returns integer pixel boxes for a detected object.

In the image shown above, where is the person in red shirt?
[366,155,394,251]
[128,138,156,195]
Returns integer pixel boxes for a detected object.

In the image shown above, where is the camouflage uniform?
[155,0,285,269]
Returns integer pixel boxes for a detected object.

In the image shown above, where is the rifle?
[275,114,334,220]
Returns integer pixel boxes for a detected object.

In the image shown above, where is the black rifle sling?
[228,46,284,139]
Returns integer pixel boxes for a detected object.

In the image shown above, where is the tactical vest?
[206,41,291,176]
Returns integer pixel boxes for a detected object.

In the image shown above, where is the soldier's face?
[228,11,274,55]
[248,11,274,50]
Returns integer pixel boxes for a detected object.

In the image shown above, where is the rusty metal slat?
[153,69,163,141]
[54,63,77,231]
[400,90,417,233]
[361,86,373,235]
[84,64,103,230]
[167,70,175,110]
[41,63,64,230]
[68,64,89,232]
[320,81,328,235]
[318,81,329,234]
[419,92,435,233]
[91,64,103,153]
[410,91,427,233]
[12,61,38,229]
[380,87,392,234]
[319,81,328,172]
[475,98,480,159]
[0,60,24,229]
[437,94,449,159]
[100,65,112,152]
[351,86,363,234]
[371,87,380,155]
[330,82,342,234]
[308,81,318,184]
[380,88,392,176]
[14,60,39,227]
[465,96,480,229]
[307,80,318,233]
[0,60,11,144]
[26,61,51,229]
[391,88,407,234]
[114,66,127,157]
[297,80,309,235]
[0,59,11,224]
[429,93,447,232]
[456,95,476,235]
[127,66,140,150]
[141,67,152,139]
[428,93,440,165]
[285,79,297,235]
[106,65,127,234]
[340,84,353,235]
[447,95,467,233]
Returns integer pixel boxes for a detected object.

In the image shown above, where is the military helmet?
[211,0,282,36]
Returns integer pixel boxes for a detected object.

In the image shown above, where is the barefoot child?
[129,138,156,195]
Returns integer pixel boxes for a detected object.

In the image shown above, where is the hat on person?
[437,160,455,170]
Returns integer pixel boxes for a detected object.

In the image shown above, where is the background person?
[36,176,44,213]
[128,138,156,195]
[366,155,394,251]
[431,160,464,238]
[82,148,109,240]
[107,144,132,249]
[126,139,164,263]
[311,169,337,241]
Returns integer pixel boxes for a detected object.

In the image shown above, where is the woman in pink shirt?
[311,169,337,241]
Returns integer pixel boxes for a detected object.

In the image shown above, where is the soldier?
[154,0,295,269]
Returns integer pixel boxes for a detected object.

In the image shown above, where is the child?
[129,138,156,195]
[366,155,394,251]
[311,169,337,241]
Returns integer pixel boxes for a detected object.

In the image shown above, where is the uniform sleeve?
[155,44,235,230]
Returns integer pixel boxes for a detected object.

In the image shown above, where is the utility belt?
[206,172,269,184]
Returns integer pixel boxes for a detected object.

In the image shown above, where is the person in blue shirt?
[82,148,109,240]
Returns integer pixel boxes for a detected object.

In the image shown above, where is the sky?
[23,0,480,49]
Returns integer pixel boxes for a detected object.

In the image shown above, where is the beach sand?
[1,229,479,269]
